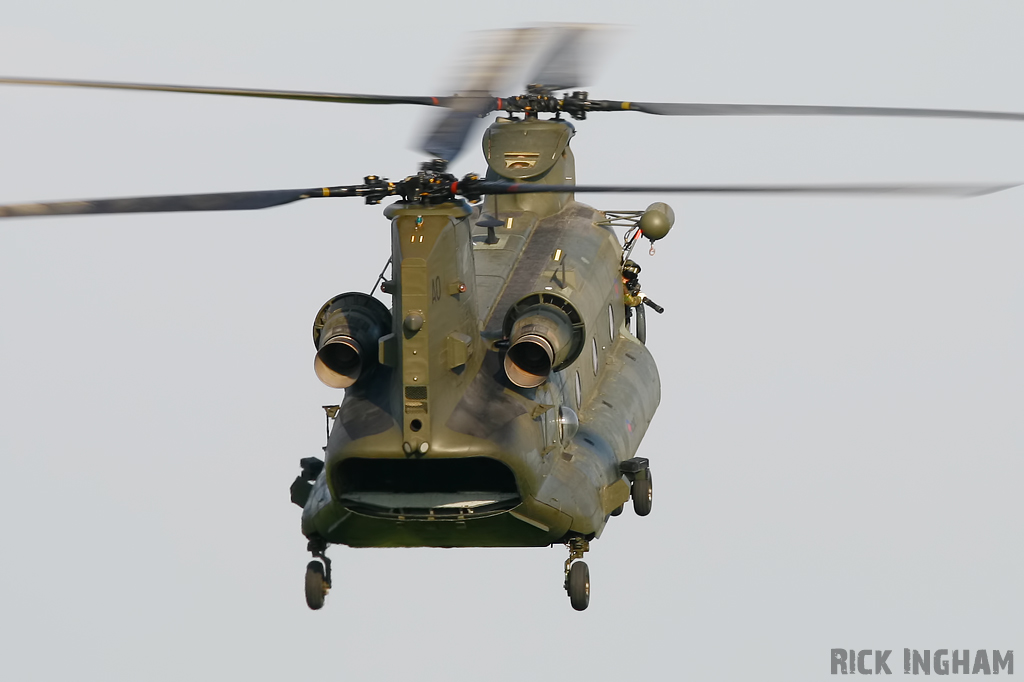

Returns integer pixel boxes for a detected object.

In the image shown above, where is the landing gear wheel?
[567,561,590,611]
[610,504,623,517]
[305,560,328,610]
[632,470,652,516]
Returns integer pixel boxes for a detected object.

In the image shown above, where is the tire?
[632,470,653,517]
[610,504,623,517]
[567,561,590,611]
[305,560,327,610]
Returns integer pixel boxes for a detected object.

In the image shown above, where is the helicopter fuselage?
[300,118,661,548]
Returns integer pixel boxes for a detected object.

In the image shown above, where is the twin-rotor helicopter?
[2,26,1021,611]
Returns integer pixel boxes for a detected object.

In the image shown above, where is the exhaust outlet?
[314,336,364,389]
[505,335,555,389]
[312,292,391,389]
[502,293,584,388]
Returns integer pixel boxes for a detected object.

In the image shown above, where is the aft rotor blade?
[473,181,1020,197]
[0,186,368,218]
[595,100,1024,122]
[456,28,539,95]
[526,24,604,94]
[0,76,441,107]
[421,109,485,162]
[419,28,535,161]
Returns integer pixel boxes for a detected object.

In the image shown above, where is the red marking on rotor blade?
[497,98,503,109]
[431,96,439,105]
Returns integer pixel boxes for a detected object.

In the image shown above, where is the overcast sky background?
[1,2,1022,680]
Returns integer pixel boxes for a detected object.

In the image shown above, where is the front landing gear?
[305,561,328,610]
[305,539,332,611]
[563,537,591,611]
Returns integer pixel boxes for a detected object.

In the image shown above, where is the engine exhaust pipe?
[312,292,391,389]
[314,336,364,389]
[505,332,559,389]
[503,298,583,388]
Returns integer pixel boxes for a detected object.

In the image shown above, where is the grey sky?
[1,2,1022,680]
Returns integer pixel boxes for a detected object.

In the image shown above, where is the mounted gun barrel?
[312,293,391,389]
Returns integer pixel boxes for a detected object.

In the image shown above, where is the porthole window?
[592,337,599,375]
[574,371,582,409]
[608,304,615,341]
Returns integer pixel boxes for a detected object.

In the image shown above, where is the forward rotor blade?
[473,181,1020,197]
[597,100,1024,122]
[0,76,440,107]
[0,187,339,218]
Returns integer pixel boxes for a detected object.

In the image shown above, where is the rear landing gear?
[305,538,332,611]
[632,468,652,516]
[564,536,591,611]
[620,457,653,516]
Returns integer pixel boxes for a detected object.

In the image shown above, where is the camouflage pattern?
[301,118,660,548]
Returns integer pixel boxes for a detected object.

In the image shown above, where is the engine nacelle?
[502,293,585,388]
[312,292,391,389]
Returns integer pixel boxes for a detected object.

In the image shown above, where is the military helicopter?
[2,26,1021,612]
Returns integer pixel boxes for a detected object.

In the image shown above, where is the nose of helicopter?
[332,454,521,519]
[311,425,575,548]
[320,396,531,520]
